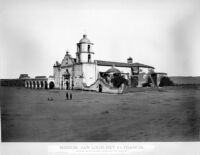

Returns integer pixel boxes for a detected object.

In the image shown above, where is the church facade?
[53,34,159,93]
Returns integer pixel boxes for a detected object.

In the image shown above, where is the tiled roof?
[35,76,47,79]
[154,72,167,75]
[96,60,154,69]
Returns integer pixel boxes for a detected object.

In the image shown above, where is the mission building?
[53,34,157,93]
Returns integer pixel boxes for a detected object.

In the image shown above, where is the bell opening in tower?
[88,54,91,63]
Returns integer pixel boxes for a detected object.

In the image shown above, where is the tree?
[111,74,128,88]
[159,76,174,87]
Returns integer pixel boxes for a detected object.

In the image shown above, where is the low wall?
[170,76,200,85]
[82,78,124,94]
[0,79,25,87]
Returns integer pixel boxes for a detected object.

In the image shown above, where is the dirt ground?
[1,86,200,142]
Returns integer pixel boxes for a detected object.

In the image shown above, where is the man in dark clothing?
[70,93,72,100]
[66,81,69,90]
[72,82,74,90]
[66,92,69,100]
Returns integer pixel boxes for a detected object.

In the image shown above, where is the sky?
[0,0,200,78]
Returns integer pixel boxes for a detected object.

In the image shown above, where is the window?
[88,54,91,62]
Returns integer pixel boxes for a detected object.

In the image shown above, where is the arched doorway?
[49,81,55,89]
[99,84,102,92]
[37,81,40,88]
[45,81,48,89]
[33,81,36,88]
[40,81,44,88]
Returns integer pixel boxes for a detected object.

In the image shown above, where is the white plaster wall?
[80,53,88,63]
[82,63,97,86]
[53,67,60,88]
[89,53,94,62]
[80,53,94,63]
[89,45,93,52]
[73,65,83,89]
[100,82,124,94]
[81,43,88,52]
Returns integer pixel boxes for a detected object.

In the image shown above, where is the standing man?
[70,93,72,100]
[66,92,69,100]
[72,81,74,90]
[66,81,69,90]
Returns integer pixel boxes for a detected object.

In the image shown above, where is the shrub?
[159,76,174,87]
[111,75,128,88]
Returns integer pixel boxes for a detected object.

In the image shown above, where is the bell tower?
[76,34,94,63]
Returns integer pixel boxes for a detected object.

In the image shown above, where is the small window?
[65,59,68,64]
[88,54,91,62]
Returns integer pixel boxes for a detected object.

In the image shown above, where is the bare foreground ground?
[1,86,200,142]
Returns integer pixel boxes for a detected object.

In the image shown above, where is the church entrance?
[99,84,102,92]
[49,82,55,89]
[44,81,48,89]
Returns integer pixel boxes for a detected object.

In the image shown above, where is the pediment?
[61,53,74,67]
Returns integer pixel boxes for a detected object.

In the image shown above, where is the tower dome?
[76,34,94,63]
[79,34,91,43]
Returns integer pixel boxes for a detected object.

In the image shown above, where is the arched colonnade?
[25,80,55,89]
